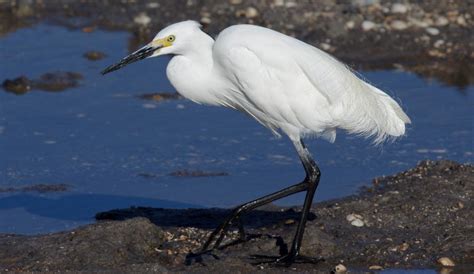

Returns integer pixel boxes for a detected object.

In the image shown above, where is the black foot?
[250,253,323,267]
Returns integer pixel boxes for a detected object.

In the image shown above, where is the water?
[0,24,472,235]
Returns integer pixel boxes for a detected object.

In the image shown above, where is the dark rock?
[0,183,70,193]
[83,50,106,61]
[3,72,83,94]
[34,71,83,92]
[2,76,31,94]
[138,92,183,101]
[168,170,229,177]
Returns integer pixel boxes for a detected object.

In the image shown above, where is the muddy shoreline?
[1,0,473,89]
[1,160,472,273]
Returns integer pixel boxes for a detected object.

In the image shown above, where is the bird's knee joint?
[306,170,320,185]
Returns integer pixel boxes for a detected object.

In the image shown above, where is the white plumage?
[102,20,411,265]
[163,21,410,143]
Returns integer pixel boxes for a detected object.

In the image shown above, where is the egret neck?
[166,30,220,106]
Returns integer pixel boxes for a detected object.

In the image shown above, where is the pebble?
[434,39,444,48]
[351,0,379,7]
[347,213,365,227]
[391,20,408,30]
[229,0,242,4]
[200,17,211,24]
[456,15,467,26]
[81,26,95,33]
[146,2,159,8]
[83,51,106,61]
[435,16,449,27]
[245,7,259,18]
[361,20,376,31]
[437,257,455,267]
[425,27,440,36]
[346,213,363,222]
[285,1,297,8]
[320,43,331,51]
[134,13,151,26]
[334,264,347,273]
[351,219,365,227]
[391,3,408,14]
[345,21,355,29]
[369,265,383,270]
[273,0,284,6]
[284,219,296,225]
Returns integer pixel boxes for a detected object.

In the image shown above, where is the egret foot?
[250,253,323,266]
[198,215,247,254]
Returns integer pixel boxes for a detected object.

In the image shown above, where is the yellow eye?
[167,35,175,42]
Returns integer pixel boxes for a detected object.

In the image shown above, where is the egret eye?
[167,35,175,42]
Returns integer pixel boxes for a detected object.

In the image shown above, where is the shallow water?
[0,24,472,235]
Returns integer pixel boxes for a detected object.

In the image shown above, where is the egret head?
[101,21,202,75]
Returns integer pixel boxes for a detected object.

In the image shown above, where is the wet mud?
[138,92,183,102]
[2,71,83,94]
[1,160,472,273]
[83,50,106,61]
[1,0,472,89]
[0,183,70,193]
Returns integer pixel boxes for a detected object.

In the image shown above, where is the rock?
[200,17,211,24]
[361,20,376,31]
[320,42,331,51]
[391,3,408,14]
[350,219,365,227]
[347,213,365,227]
[346,213,363,222]
[284,219,296,225]
[138,92,182,101]
[2,76,31,94]
[369,265,383,270]
[146,2,159,8]
[168,170,229,177]
[435,16,449,27]
[391,20,408,30]
[83,51,106,61]
[351,0,379,7]
[437,257,455,267]
[34,71,83,92]
[434,39,444,48]
[134,13,151,26]
[425,27,440,36]
[334,264,347,273]
[345,21,355,29]
[285,1,297,8]
[273,0,284,6]
[81,26,95,33]
[245,7,259,18]
[456,15,467,26]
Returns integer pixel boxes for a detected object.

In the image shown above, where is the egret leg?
[187,139,321,266]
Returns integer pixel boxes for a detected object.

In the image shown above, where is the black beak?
[101,45,161,75]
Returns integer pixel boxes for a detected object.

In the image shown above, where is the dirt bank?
[1,0,473,89]
[0,160,472,273]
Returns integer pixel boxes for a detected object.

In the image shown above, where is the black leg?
[198,180,309,252]
[284,139,321,262]
[187,138,321,266]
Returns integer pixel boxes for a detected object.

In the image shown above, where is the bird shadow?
[0,193,200,221]
[95,205,316,230]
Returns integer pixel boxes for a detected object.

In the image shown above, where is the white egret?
[102,20,410,265]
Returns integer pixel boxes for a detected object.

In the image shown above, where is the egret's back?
[213,24,410,143]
